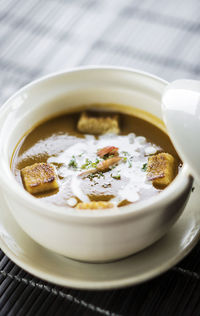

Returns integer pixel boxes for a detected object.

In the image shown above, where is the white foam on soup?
[47,133,160,206]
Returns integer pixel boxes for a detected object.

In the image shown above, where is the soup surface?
[12,106,180,209]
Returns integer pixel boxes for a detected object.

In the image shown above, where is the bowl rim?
[0,65,192,221]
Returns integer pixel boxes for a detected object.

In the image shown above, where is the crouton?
[76,201,114,209]
[21,163,58,195]
[147,153,175,189]
[77,112,120,135]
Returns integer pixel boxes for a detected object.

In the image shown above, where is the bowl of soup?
[0,67,193,262]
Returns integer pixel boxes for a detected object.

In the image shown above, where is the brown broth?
[11,106,180,208]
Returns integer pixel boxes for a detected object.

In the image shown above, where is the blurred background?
[0,0,200,104]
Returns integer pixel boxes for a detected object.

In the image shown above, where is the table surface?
[0,0,200,315]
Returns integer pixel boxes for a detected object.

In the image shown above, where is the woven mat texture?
[0,0,200,315]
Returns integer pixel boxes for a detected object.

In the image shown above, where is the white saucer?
[0,184,199,290]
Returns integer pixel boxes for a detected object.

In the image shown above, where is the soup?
[11,105,180,209]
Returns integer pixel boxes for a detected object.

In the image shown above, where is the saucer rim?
[0,192,199,290]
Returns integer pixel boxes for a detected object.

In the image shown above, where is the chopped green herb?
[87,174,95,181]
[111,172,121,180]
[122,155,132,168]
[102,183,111,188]
[81,158,92,169]
[68,156,78,169]
[91,158,100,168]
[121,151,133,168]
[128,160,132,168]
[97,171,105,179]
[128,156,134,168]
[109,164,117,170]
[86,171,105,181]
[81,158,100,170]
[142,163,147,171]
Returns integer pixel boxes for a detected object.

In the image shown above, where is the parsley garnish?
[111,172,121,180]
[91,158,100,168]
[122,153,132,168]
[102,183,111,188]
[81,158,100,169]
[128,160,132,168]
[81,158,92,169]
[97,171,104,178]
[86,171,105,181]
[68,156,77,169]
[142,163,147,171]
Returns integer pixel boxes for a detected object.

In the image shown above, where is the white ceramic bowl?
[0,67,193,262]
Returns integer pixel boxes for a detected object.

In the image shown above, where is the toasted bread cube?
[76,201,114,210]
[77,112,120,135]
[147,153,175,189]
[21,163,58,195]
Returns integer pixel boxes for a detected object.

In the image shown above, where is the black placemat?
[0,0,200,315]
[1,248,200,315]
